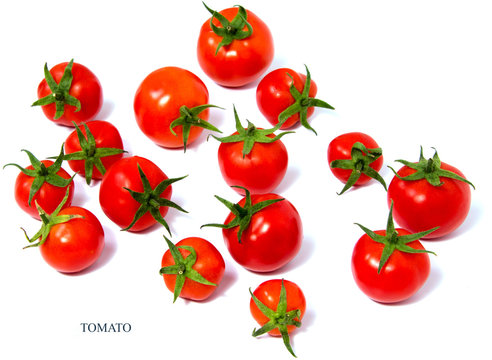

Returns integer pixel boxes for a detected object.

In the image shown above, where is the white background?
[1,0,491,359]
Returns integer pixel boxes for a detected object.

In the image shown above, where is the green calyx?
[169,104,223,152]
[278,65,334,135]
[203,2,253,54]
[209,105,294,158]
[201,186,284,243]
[122,165,188,234]
[389,147,475,189]
[355,201,437,274]
[330,142,387,195]
[32,59,81,119]
[60,121,126,184]
[159,236,217,303]
[250,279,302,357]
[21,188,82,249]
[4,145,75,206]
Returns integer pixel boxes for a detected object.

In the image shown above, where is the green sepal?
[159,236,217,303]
[355,201,438,274]
[209,105,294,158]
[169,104,223,152]
[203,2,253,54]
[250,279,302,357]
[121,165,187,234]
[201,186,284,243]
[4,145,75,206]
[21,188,82,249]
[277,65,334,135]
[388,147,475,189]
[31,59,81,119]
[330,142,387,195]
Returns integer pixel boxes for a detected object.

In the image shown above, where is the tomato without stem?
[160,237,225,302]
[33,59,103,127]
[197,4,274,87]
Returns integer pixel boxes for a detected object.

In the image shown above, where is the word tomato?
[197,3,274,87]
[32,59,103,126]
[160,236,225,302]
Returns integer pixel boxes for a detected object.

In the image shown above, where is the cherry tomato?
[99,156,185,232]
[250,279,306,356]
[327,132,386,194]
[64,120,125,183]
[39,206,105,273]
[197,4,274,87]
[33,59,103,127]
[387,148,474,239]
[160,237,225,301]
[134,66,218,150]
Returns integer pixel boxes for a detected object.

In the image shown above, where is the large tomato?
[5,149,75,220]
[134,66,219,150]
[160,237,225,302]
[387,148,474,239]
[64,120,125,184]
[99,156,186,232]
[256,66,333,132]
[327,132,386,194]
[250,279,306,357]
[203,189,302,272]
[33,59,103,127]
[197,4,274,87]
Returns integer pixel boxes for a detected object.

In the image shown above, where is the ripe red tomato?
[197,4,274,87]
[250,279,306,356]
[99,156,185,232]
[160,237,225,302]
[33,59,103,127]
[387,149,474,239]
[351,228,431,303]
[327,132,386,194]
[6,149,75,220]
[64,120,125,183]
[134,66,219,150]
[204,190,302,272]
[38,206,105,273]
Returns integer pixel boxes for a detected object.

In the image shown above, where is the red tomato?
[222,193,302,272]
[351,229,431,303]
[197,5,274,87]
[134,66,213,149]
[64,120,125,182]
[217,131,288,194]
[34,60,103,127]
[160,237,225,301]
[388,160,472,239]
[257,68,317,128]
[99,156,174,232]
[39,206,105,273]
[10,158,74,220]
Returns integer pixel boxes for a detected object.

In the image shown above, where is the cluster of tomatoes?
[6,3,474,358]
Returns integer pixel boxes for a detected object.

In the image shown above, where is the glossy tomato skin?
[161,237,225,301]
[36,62,103,127]
[14,160,75,220]
[99,156,171,232]
[388,162,471,239]
[40,206,105,273]
[223,194,302,272]
[134,67,209,148]
[250,279,306,336]
[64,120,124,180]
[327,132,383,185]
[197,7,274,87]
[351,229,430,303]
[218,132,288,194]
[256,69,317,129]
